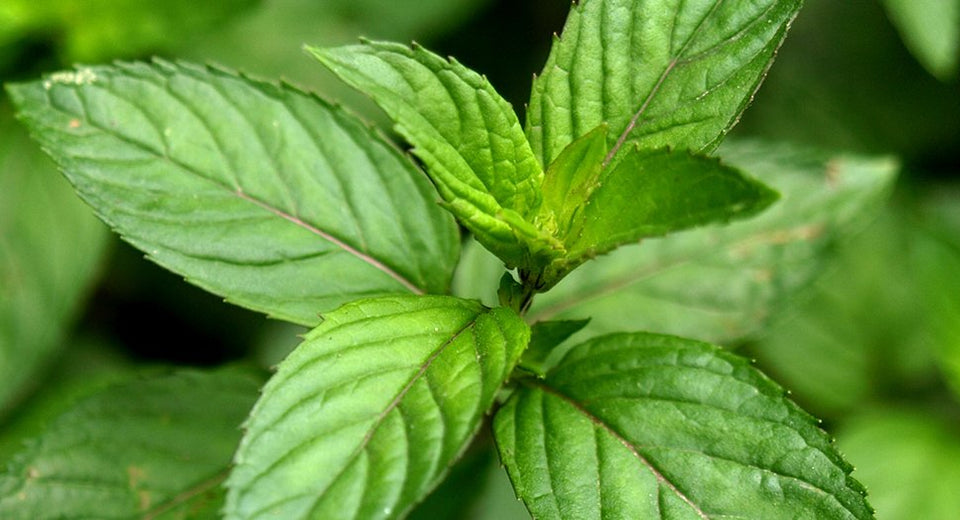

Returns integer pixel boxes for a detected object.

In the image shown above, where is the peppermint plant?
[2,0,889,518]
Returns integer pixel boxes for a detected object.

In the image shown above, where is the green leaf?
[310,41,562,270]
[536,124,609,239]
[882,0,960,80]
[527,0,803,167]
[552,146,778,283]
[0,367,262,519]
[6,61,460,327]
[0,0,258,62]
[525,141,897,344]
[0,110,108,416]
[494,332,872,519]
[838,408,960,520]
[225,295,530,519]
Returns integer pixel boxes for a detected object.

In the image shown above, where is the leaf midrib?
[301,315,480,517]
[526,378,711,519]
[44,80,424,295]
[602,0,727,167]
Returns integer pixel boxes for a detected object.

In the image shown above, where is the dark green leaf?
[550,146,778,284]
[0,111,108,416]
[225,295,530,519]
[526,141,897,344]
[527,0,803,167]
[0,367,262,519]
[494,332,872,519]
[7,61,460,327]
[310,41,562,270]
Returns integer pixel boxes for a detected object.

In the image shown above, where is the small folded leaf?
[494,332,873,519]
[528,140,898,344]
[528,0,803,167]
[544,146,778,286]
[7,61,460,327]
[0,367,262,519]
[536,124,609,238]
[225,295,530,520]
[310,41,562,269]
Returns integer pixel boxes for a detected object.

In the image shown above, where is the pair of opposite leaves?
[311,41,778,292]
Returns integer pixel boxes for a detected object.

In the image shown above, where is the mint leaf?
[527,0,803,167]
[225,295,530,519]
[310,41,562,270]
[553,146,778,283]
[6,61,460,327]
[882,0,960,80]
[0,111,108,416]
[0,367,262,519]
[536,124,609,239]
[494,332,872,519]
[527,141,897,344]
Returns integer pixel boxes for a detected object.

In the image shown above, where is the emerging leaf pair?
[311,41,777,295]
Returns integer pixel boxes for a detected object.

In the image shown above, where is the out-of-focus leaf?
[839,408,960,520]
[0,110,108,417]
[7,61,460,327]
[882,0,960,80]
[523,140,897,345]
[494,332,872,519]
[0,367,263,519]
[0,337,133,465]
[751,210,945,417]
[182,0,491,95]
[914,195,960,400]
[225,295,529,520]
[0,0,258,62]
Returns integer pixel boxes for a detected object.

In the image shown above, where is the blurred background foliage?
[1,0,958,518]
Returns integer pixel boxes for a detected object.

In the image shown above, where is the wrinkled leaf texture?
[527,0,803,167]
[310,41,560,270]
[225,295,529,520]
[495,332,873,519]
[6,61,460,327]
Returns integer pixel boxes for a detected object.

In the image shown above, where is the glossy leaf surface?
[495,332,873,519]
[527,0,803,167]
[225,295,529,519]
[7,61,460,327]
[0,368,262,519]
